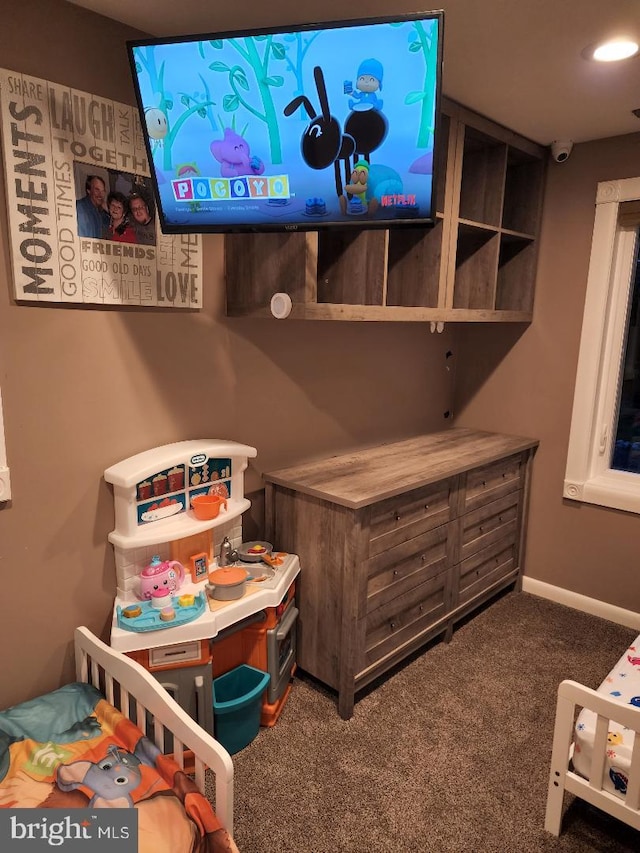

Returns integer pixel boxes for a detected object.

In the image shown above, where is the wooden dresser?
[264,428,538,718]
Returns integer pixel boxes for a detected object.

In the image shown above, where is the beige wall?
[0,0,455,708]
[3,0,637,711]
[454,132,640,609]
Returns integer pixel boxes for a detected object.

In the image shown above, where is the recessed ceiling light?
[583,38,639,62]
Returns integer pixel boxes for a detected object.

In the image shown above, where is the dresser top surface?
[264,428,538,509]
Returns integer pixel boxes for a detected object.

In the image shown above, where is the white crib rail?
[546,679,640,835]
[74,626,234,834]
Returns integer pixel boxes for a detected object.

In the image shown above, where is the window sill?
[564,471,640,514]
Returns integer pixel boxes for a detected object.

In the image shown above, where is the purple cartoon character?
[210,128,265,178]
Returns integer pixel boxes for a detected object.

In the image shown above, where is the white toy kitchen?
[104,440,300,735]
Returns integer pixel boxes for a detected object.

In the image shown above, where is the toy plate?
[117,592,206,632]
[140,502,182,523]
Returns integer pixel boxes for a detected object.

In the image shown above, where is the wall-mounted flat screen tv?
[127,12,444,234]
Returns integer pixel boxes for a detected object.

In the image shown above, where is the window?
[564,177,640,513]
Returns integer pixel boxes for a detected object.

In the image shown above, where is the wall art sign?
[0,68,202,307]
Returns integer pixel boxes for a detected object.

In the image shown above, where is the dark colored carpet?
[212,591,640,852]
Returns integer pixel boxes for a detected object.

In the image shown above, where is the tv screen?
[127,12,444,234]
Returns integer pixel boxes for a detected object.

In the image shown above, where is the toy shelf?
[105,440,257,550]
[107,497,252,549]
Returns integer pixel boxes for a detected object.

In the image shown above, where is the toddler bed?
[546,633,640,835]
[0,626,237,852]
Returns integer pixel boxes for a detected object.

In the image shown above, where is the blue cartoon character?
[210,127,265,178]
[56,739,161,808]
[346,59,384,112]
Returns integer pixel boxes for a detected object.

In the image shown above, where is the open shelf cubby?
[224,97,547,323]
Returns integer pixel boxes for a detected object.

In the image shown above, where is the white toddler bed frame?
[74,626,234,834]
[545,679,640,835]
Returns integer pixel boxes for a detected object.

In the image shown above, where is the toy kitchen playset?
[104,440,300,745]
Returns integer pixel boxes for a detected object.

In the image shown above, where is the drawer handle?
[393,569,399,576]
[390,621,396,630]
[421,554,426,562]
[479,526,484,533]
[395,514,401,521]
[424,504,429,510]
[498,516,503,522]
[482,480,486,487]
[419,604,424,612]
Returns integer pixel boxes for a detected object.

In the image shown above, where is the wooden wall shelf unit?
[225,98,547,323]
[263,428,538,718]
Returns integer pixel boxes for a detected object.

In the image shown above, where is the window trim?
[564,176,640,514]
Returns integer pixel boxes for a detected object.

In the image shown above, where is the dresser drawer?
[367,524,450,613]
[460,491,519,561]
[369,479,454,557]
[462,453,523,513]
[364,566,450,668]
[455,538,517,607]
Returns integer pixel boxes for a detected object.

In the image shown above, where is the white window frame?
[564,176,640,513]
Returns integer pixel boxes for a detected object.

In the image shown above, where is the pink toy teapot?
[139,555,185,600]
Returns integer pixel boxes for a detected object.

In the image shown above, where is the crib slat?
[78,649,88,683]
[625,732,640,809]
[136,699,146,733]
[120,686,131,718]
[590,713,609,789]
[173,738,185,769]
[194,756,205,793]
[91,659,100,688]
[153,717,164,751]
[105,673,115,706]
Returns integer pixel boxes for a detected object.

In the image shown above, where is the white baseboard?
[522,576,640,631]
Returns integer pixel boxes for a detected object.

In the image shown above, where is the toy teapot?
[139,555,185,600]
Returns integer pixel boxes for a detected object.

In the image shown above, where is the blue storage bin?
[213,664,270,755]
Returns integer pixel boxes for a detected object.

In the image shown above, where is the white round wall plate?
[270,292,292,319]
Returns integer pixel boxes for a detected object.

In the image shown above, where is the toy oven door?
[266,601,298,705]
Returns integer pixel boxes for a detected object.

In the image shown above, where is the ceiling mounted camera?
[551,140,574,163]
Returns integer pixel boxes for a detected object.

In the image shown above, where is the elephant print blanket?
[0,683,237,853]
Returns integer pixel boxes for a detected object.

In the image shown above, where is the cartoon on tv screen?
[131,16,441,231]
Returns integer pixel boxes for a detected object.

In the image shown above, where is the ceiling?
[66,0,640,146]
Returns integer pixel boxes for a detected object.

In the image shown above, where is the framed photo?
[189,552,209,583]
[0,67,202,306]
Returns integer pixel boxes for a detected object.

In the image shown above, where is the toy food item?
[122,605,142,618]
[160,606,176,621]
[208,482,229,499]
[248,544,266,554]
[137,481,152,501]
[178,593,195,607]
[168,466,185,492]
[152,473,168,496]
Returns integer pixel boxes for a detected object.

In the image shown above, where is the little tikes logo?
[3,810,137,851]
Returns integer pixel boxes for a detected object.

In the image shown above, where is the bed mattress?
[573,634,640,798]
